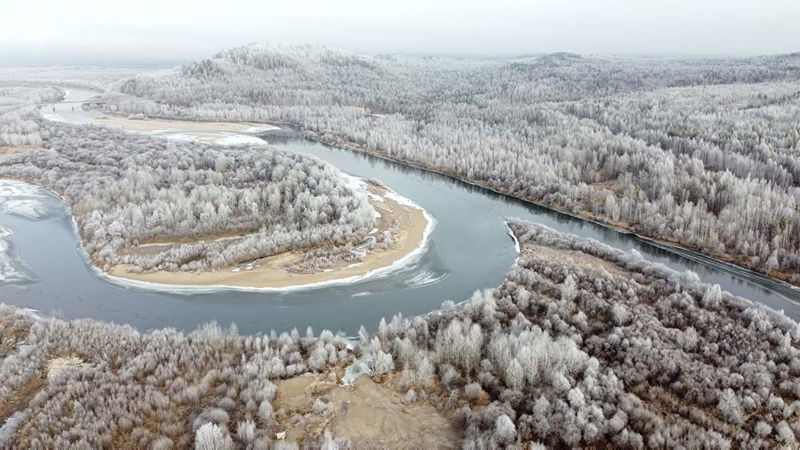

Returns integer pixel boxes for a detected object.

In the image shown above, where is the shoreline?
[301,130,800,290]
[92,115,279,134]
[103,182,434,292]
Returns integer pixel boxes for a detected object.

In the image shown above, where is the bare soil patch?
[524,244,629,277]
[275,372,458,448]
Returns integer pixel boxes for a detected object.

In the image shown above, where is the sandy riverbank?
[93,115,278,133]
[108,183,430,289]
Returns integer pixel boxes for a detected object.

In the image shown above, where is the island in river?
[108,182,431,290]
[41,114,427,290]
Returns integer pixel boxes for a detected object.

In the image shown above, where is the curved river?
[0,89,798,335]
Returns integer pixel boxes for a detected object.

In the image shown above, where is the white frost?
[245,124,280,133]
[94,182,436,293]
[0,199,47,219]
[0,227,25,283]
[0,180,46,198]
[215,133,269,146]
[0,180,47,219]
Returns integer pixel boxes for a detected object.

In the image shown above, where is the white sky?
[3,0,799,64]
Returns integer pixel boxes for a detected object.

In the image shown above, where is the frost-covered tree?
[365,220,800,447]
[195,423,234,450]
[0,304,354,448]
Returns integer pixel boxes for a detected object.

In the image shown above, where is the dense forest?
[371,220,800,447]
[2,220,798,447]
[0,119,376,272]
[0,85,63,147]
[0,303,356,448]
[99,44,800,284]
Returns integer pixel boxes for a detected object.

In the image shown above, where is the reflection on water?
[0,89,796,336]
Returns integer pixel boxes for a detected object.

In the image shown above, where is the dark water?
[0,90,797,336]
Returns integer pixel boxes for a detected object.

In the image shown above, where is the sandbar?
[108,184,430,289]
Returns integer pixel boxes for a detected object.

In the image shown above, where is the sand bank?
[0,146,37,157]
[107,183,431,290]
[93,116,278,133]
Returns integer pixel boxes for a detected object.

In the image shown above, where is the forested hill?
[101,45,800,285]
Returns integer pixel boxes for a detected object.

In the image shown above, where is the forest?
[2,220,799,448]
[0,118,376,272]
[98,44,800,284]
[370,220,800,447]
[0,85,63,147]
[1,48,799,448]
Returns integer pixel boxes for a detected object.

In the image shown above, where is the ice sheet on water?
[505,221,521,256]
[215,133,269,146]
[405,270,446,288]
[0,180,46,198]
[0,181,42,282]
[146,131,268,147]
[0,180,47,219]
[0,227,26,283]
[0,199,47,219]
[40,111,66,123]
[341,350,371,386]
[340,173,367,195]
[244,124,280,133]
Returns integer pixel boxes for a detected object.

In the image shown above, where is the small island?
[109,181,431,290]
[0,113,433,291]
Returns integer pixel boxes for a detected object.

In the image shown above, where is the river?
[0,88,797,335]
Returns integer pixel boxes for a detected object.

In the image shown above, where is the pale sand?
[276,371,458,448]
[93,116,277,133]
[0,146,37,157]
[525,243,628,277]
[108,184,429,289]
[46,356,87,379]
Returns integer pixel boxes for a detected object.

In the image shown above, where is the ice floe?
[0,180,48,219]
[0,227,25,283]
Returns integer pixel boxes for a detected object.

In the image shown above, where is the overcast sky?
[3,0,799,64]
